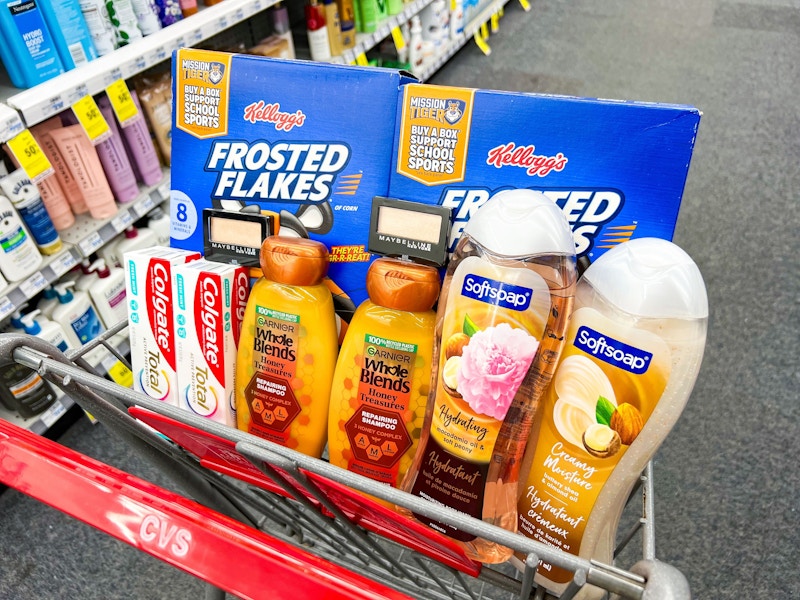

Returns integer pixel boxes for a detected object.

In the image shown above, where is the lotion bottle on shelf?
[328,257,440,497]
[515,238,708,596]
[0,195,43,282]
[236,236,339,458]
[51,281,104,348]
[399,189,577,563]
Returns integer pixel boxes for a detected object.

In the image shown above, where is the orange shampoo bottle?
[328,257,440,491]
[236,236,338,458]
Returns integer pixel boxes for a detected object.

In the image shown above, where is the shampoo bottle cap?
[20,310,42,335]
[260,236,329,286]
[463,189,575,258]
[124,227,139,239]
[366,258,440,312]
[582,237,708,319]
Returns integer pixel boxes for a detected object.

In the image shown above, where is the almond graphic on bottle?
[610,403,644,445]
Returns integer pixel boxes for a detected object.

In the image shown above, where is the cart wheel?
[630,560,691,599]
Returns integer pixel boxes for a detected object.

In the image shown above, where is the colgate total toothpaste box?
[125,247,201,405]
[173,259,249,427]
[388,83,701,260]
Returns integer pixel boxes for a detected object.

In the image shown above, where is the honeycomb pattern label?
[242,306,301,443]
[244,372,301,443]
[341,334,418,483]
[344,405,413,483]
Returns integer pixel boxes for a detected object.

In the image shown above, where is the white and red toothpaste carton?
[173,259,250,427]
[125,247,201,405]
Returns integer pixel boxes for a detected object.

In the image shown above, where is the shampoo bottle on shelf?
[322,0,343,56]
[335,0,355,50]
[236,236,339,459]
[399,189,577,563]
[306,0,332,62]
[0,195,43,282]
[328,258,440,496]
[0,168,62,256]
[515,238,708,596]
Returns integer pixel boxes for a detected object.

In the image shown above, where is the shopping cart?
[0,323,690,600]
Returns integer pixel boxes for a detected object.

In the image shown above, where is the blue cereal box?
[169,49,416,309]
[388,83,701,261]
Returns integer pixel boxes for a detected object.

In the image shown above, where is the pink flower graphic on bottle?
[457,323,539,420]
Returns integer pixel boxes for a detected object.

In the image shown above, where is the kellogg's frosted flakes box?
[169,49,416,310]
[389,83,701,261]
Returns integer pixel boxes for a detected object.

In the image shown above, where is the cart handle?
[0,418,413,600]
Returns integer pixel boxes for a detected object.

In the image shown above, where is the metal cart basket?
[0,323,690,600]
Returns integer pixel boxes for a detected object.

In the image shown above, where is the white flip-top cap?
[582,238,708,319]
[463,189,575,258]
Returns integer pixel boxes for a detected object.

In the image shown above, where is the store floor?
[1,1,797,598]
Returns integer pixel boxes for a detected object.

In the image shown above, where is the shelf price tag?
[0,296,13,321]
[41,399,66,429]
[391,26,406,53]
[473,31,491,56]
[78,231,104,256]
[355,52,369,66]
[518,0,531,11]
[72,95,111,145]
[107,360,134,388]
[480,22,489,40]
[20,272,47,299]
[105,79,139,128]
[491,12,499,32]
[6,129,53,183]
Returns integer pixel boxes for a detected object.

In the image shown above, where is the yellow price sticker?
[107,360,134,388]
[473,32,491,56]
[519,0,531,11]
[356,52,369,66]
[480,22,489,40]
[491,13,499,32]
[6,129,52,183]
[106,79,139,127]
[391,26,406,52]
[72,95,110,144]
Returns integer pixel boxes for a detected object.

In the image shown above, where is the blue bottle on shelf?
[39,0,98,70]
[0,0,65,88]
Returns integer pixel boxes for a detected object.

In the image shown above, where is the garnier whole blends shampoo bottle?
[399,189,577,563]
[515,238,708,597]
[328,257,440,501]
[236,236,338,458]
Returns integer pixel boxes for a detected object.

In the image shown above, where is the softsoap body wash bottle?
[236,236,338,458]
[328,257,439,495]
[515,237,708,596]
[399,189,577,563]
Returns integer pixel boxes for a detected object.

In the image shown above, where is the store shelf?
[1,0,279,133]
[329,0,434,66]
[0,173,169,324]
